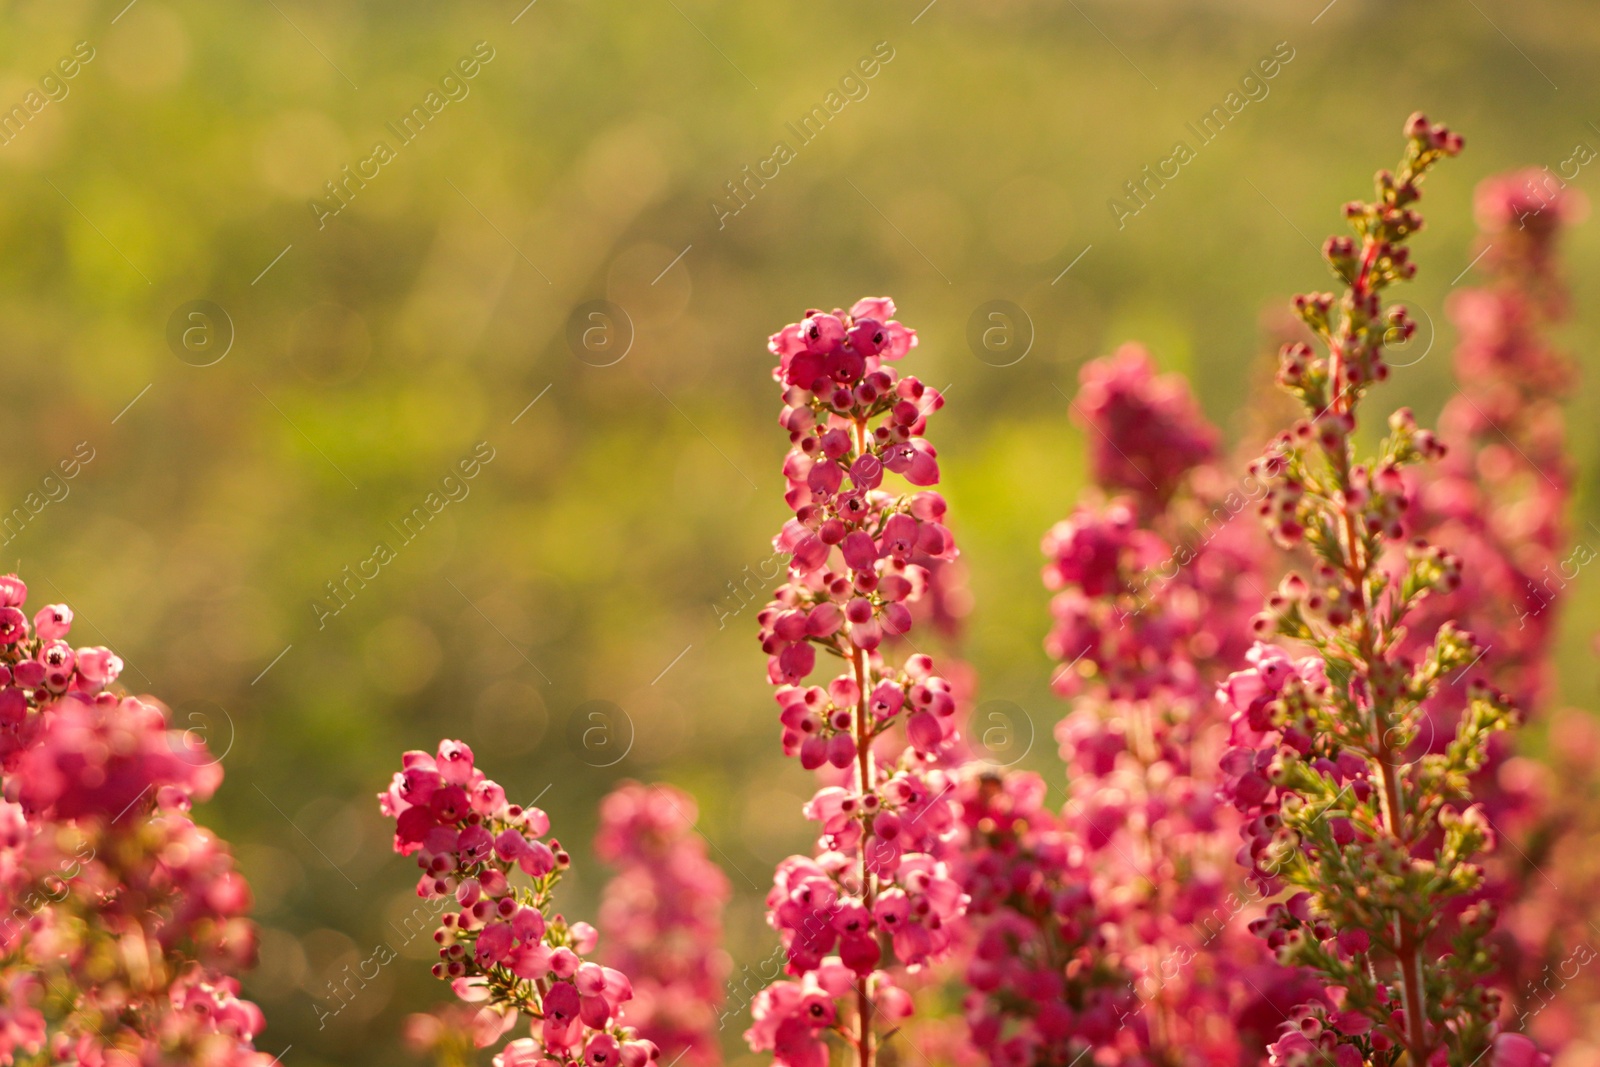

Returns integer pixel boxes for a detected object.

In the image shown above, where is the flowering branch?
[380,741,657,1067]
[1220,114,1542,1066]
[1429,171,1596,1044]
[1034,347,1315,1064]
[595,781,731,1065]
[0,576,271,1067]
[750,298,968,1067]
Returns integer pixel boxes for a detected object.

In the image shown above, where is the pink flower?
[477,922,514,965]
[495,1038,546,1067]
[772,1016,828,1067]
[584,1032,621,1067]
[1071,343,1217,508]
[31,604,71,641]
[1491,1034,1548,1067]
[542,981,582,1050]
[73,646,123,690]
[508,943,553,980]
[0,608,27,645]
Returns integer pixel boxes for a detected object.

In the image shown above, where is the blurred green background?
[1,0,1597,1063]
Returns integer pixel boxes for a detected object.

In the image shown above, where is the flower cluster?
[0,583,125,766]
[1041,495,1257,704]
[751,298,969,1067]
[952,771,1136,1066]
[0,575,272,1067]
[1070,344,1218,512]
[1222,115,1542,1065]
[1036,346,1307,1064]
[1470,168,1584,297]
[1404,167,1578,720]
[1408,169,1597,1048]
[595,782,731,1066]
[379,741,658,1067]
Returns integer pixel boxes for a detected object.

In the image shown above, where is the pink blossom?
[0,577,274,1066]
[31,604,71,641]
[752,300,973,1065]
[1225,115,1547,1067]
[1491,1033,1549,1067]
[380,741,653,1067]
[1071,343,1217,509]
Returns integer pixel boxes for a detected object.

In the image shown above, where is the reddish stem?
[1327,238,1430,1059]
[849,416,877,1067]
